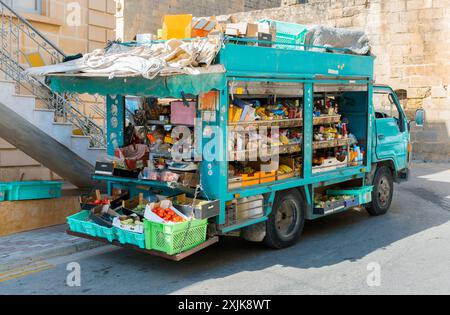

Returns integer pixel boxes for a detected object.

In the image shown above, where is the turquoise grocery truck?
[50,38,423,259]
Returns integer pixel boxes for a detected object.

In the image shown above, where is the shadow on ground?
[64,162,450,294]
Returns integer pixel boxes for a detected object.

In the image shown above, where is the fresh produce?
[278,164,293,175]
[152,207,186,223]
[119,214,144,228]
[94,199,110,205]
[133,204,146,216]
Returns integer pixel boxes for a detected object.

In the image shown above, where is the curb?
[0,239,105,272]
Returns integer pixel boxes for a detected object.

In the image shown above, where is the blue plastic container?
[0,184,7,201]
[5,181,62,201]
[114,228,146,249]
[67,211,116,242]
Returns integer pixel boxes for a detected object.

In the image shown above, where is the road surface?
[1,162,449,295]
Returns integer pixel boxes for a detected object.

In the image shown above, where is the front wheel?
[264,189,305,249]
[366,166,394,216]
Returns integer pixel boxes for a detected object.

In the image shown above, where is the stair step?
[0,79,16,85]
[34,108,56,113]
[71,136,103,165]
[0,95,35,120]
[53,122,73,126]
[12,94,36,100]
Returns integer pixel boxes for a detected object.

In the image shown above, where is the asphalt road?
[1,162,450,295]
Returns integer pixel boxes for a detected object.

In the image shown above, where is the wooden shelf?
[228,115,341,131]
[230,143,302,160]
[229,118,303,130]
[66,230,219,262]
[313,138,351,150]
[313,115,341,125]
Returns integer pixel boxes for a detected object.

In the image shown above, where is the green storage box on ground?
[0,184,7,201]
[115,228,146,249]
[67,211,116,242]
[5,181,62,201]
[144,219,208,255]
[327,186,374,205]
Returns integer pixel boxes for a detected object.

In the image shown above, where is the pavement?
[0,225,103,272]
[0,162,449,295]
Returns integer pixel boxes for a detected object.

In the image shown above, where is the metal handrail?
[0,0,65,57]
[0,48,105,148]
[0,0,106,147]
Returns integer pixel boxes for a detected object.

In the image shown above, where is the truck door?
[373,86,409,171]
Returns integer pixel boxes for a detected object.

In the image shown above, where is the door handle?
[378,135,385,140]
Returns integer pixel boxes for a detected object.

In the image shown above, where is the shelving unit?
[228,115,341,131]
[227,84,305,191]
[313,138,351,150]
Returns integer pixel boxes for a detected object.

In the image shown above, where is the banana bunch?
[278,164,293,175]
[256,107,269,120]
[280,134,290,145]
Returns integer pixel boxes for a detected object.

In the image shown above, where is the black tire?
[264,189,305,249]
[366,166,394,216]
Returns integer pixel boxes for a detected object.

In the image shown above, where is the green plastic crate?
[0,185,7,201]
[67,211,116,242]
[327,186,374,205]
[5,181,62,201]
[144,219,208,255]
[259,19,308,49]
[115,228,146,249]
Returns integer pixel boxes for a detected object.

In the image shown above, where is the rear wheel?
[264,189,305,249]
[366,166,394,216]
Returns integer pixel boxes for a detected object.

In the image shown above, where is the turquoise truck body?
[49,42,411,234]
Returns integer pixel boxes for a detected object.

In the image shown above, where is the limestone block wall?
[119,0,282,41]
[225,0,450,162]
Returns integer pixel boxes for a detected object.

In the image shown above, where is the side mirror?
[415,109,425,127]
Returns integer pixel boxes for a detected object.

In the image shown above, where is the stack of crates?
[260,19,308,50]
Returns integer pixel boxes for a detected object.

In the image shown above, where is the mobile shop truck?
[53,39,424,260]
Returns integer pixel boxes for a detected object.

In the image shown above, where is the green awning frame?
[49,72,227,97]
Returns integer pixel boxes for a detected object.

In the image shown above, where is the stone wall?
[118,0,282,41]
[225,0,450,162]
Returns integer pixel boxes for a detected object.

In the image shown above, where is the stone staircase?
[0,0,107,188]
[0,79,106,188]
[0,80,105,166]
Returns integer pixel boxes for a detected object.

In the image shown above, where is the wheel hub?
[378,176,391,207]
[276,200,298,238]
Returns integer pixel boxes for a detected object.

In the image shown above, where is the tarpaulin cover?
[48,71,227,98]
[304,25,371,55]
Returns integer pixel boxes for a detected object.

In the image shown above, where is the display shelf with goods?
[311,84,369,174]
[227,81,305,191]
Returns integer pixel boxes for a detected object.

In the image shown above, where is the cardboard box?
[225,22,258,37]
[242,173,260,187]
[259,171,277,184]
[162,14,192,40]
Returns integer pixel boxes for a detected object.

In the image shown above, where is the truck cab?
[368,85,412,216]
